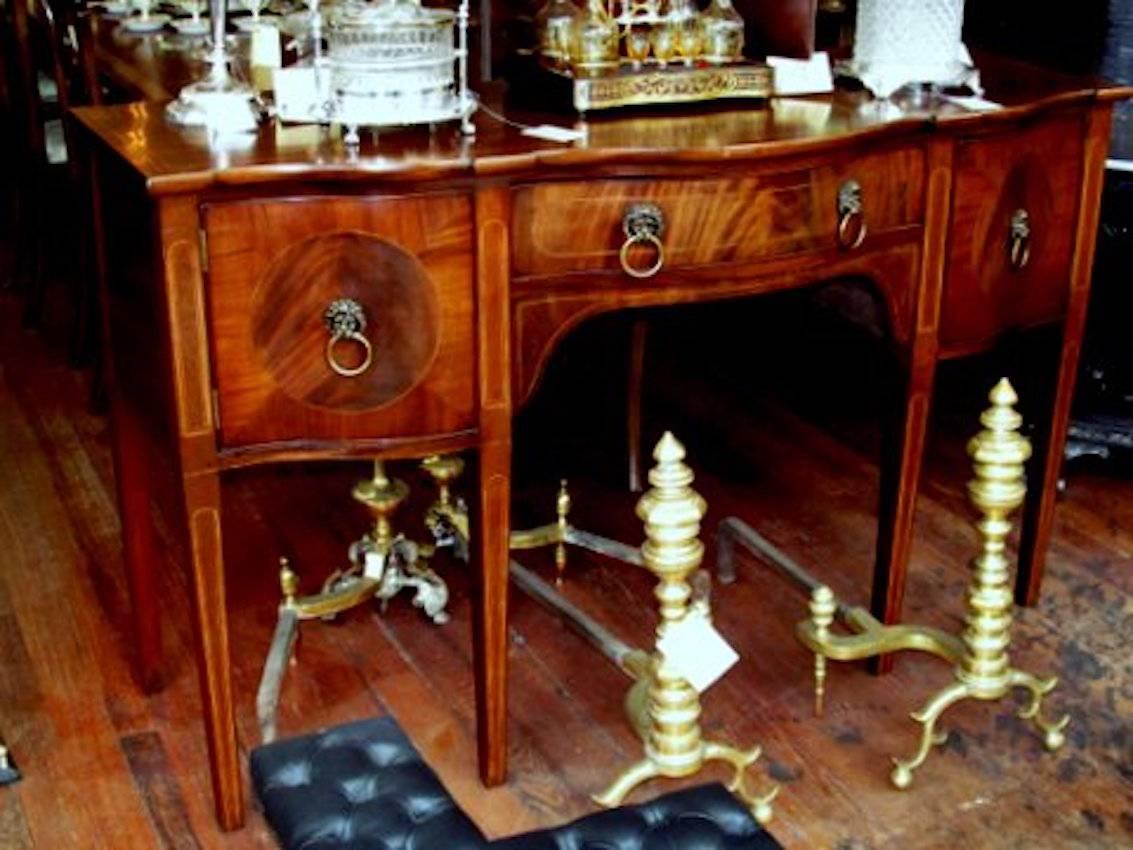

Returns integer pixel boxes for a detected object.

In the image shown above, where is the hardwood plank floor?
[0,293,1130,849]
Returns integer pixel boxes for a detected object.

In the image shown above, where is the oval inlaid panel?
[250,232,440,411]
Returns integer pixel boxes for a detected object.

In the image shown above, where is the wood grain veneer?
[940,112,1086,354]
[204,195,477,448]
[512,144,925,277]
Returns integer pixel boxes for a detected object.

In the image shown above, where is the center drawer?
[511,145,926,278]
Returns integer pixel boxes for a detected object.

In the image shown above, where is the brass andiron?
[594,433,778,822]
[510,480,645,577]
[716,379,1069,789]
[255,457,467,742]
[509,434,778,823]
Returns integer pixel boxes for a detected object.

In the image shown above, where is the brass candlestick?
[255,456,463,742]
[594,433,779,823]
[716,379,1069,789]
[422,454,470,562]
[354,460,408,553]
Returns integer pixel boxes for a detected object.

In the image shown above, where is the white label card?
[768,51,834,96]
[657,610,739,693]
[251,24,282,69]
[362,550,386,581]
[944,95,1003,113]
[520,124,587,143]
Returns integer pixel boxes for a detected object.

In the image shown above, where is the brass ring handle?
[325,331,373,378]
[620,202,666,279]
[837,179,867,250]
[1009,209,1031,270]
[323,298,374,378]
[619,232,665,279]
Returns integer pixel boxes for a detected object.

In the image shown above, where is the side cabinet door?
[940,113,1085,354]
[204,195,476,448]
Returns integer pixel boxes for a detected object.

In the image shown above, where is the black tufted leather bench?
[251,717,782,850]
[250,716,487,850]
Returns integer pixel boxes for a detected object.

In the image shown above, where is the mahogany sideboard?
[73,55,1130,829]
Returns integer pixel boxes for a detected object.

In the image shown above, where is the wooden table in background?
[74,44,1130,829]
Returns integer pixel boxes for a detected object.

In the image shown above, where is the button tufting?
[251,717,780,850]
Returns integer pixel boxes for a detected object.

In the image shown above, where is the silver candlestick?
[166,0,263,131]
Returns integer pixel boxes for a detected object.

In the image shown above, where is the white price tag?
[251,24,282,70]
[273,67,323,123]
[520,124,587,144]
[768,51,834,96]
[362,550,386,581]
[657,611,739,693]
[943,95,1003,113]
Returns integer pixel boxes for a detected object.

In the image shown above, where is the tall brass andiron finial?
[594,432,779,824]
[889,378,1069,787]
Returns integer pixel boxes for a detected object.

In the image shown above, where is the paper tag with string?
[657,609,739,693]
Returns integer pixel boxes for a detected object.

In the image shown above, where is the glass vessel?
[669,0,703,65]
[701,0,744,64]
[853,0,966,89]
[536,0,583,69]
[325,0,461,125]
[625,26,650,68]
[649,24,675,65]
[571,0,619,72]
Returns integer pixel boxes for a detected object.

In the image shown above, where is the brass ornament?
[323,297,374,378]
[836,180,867,250]
[716,379,1068,789]
[1008,208,1032,270]
[619,202,666,279]
[574,64,773,112]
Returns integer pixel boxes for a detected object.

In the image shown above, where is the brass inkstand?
[526,0,773,113]
[715,379,1069,788]
[508,433,779,823]
[255,455,469,742]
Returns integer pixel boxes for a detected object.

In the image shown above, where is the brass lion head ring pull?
[619,202,666,279]
[1009,209,1032,270]
[323,298,374,378]
[837,179,867,250]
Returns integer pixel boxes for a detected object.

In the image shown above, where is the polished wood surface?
[74,49,1130,190]
[2,293,1132,849]
[89,12,197,102]
[71,39,1133,828]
